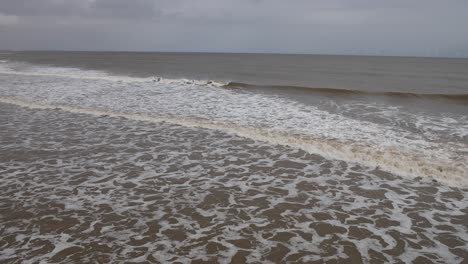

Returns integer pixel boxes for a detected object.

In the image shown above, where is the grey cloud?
[89,0,159,19]
[0,0,87,17]
[0,0,467,57]
[0,0,160,20]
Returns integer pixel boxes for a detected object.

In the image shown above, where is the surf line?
[0,96,465,188]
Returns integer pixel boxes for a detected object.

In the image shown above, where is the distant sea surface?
[0,51,467,263]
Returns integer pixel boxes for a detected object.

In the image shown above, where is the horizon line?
[1,49,468,60]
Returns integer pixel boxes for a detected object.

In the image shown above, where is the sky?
[0,0,468,57]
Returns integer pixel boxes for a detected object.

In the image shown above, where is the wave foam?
[0,97,466,188]
[0,59,466,188]
[2,102,466,263]
[0,60,227,87]
[1,59,466,101]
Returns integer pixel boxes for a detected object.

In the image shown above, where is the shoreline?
[1,103,467,262]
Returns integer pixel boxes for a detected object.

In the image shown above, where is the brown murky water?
[1,103,467,263]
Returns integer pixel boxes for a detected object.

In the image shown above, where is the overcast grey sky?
[1,0,467,57]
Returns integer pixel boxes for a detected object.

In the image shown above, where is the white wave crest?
[0,60,227,86]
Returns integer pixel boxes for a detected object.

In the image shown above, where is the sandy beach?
[1,102,467,263]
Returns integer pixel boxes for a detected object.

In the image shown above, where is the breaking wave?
[0,59,466,188]
[0,60,466,102]
[225,82,468,102]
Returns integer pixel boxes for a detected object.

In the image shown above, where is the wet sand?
[0,103,467,263]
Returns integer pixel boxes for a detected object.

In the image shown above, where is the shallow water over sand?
[1,103,467,263]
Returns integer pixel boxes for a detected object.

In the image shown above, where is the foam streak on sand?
[1,57,468,263]
[0,104,467,263]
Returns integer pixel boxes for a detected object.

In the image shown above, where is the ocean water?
[0,51,467,263]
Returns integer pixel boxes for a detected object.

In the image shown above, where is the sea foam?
[0,61,466,188]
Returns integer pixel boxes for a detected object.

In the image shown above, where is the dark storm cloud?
[0,0,467,57]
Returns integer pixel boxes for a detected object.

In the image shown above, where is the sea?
[0,51,467,263]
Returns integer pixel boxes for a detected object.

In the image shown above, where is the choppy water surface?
[0,52,467,263]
